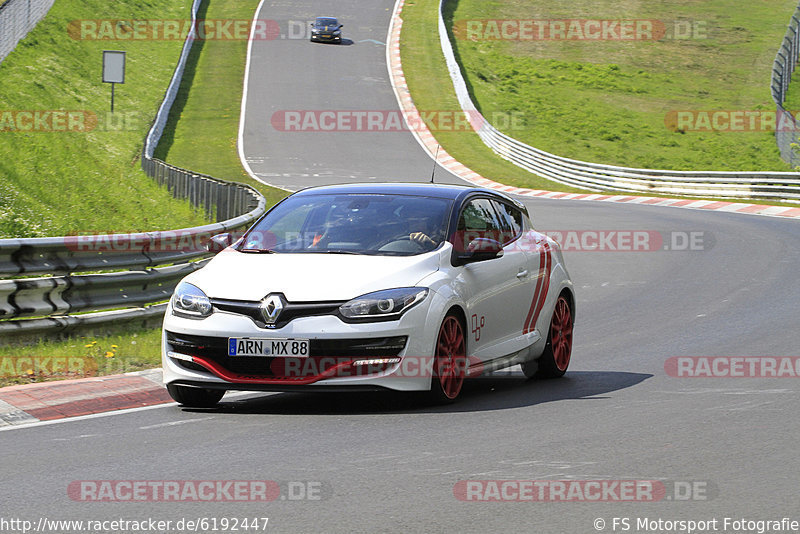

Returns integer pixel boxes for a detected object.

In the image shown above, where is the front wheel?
[427,313,467,403]
[167,384,225,408]
[521,294,573,379]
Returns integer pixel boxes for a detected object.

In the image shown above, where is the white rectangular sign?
[102,50,125,84]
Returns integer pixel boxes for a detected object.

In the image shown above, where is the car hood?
[185,249,442,302]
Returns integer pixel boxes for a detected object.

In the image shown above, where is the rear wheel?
[428,313,467,403]
[167,384,225,408]
[522,294,573,379]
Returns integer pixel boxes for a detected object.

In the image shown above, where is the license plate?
[228,338,310,357]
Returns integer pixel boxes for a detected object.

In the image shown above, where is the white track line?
[237,0,286,191]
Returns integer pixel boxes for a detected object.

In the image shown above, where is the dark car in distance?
[310,16,343,43]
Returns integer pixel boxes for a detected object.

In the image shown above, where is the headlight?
[339,288,428,321]
[172,282,212,318]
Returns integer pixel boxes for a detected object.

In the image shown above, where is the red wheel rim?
[436,316,466,399]
[550,296,573,372]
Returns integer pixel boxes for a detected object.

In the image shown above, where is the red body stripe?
[523,244,550,334]
[522,250,545,334]
[528,246,552,334]
[189,355,353,385]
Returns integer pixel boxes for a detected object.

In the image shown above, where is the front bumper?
[162,299,439,392]
[311,33,341,42]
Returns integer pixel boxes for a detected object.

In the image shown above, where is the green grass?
[0,0,213,238]
[0,328,161,387]
[402,0,796,178]
[401,0,586,192]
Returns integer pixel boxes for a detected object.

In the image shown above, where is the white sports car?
[162,183,574,406]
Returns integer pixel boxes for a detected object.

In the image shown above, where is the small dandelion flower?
[84,343,94,348]
[105,351,114,358]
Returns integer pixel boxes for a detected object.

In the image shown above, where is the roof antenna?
[430,144,440,183]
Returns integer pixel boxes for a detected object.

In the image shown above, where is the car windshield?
[315,18,337,27]
[239,193,453,256]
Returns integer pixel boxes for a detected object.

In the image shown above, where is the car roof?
[315,16,337,21]
[291,182,522,206]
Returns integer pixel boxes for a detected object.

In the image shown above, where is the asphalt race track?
[238,0,465,189]
[2,0,799,532]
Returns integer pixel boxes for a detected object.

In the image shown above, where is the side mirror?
[206,232,232,254]
[339,24,344,28]
[454,238,504,265]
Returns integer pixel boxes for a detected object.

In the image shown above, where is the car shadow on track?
[179,370,652,415]
[313,38,354,45]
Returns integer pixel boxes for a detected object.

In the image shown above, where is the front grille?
[210,298,344,329]
[166,331,407,378]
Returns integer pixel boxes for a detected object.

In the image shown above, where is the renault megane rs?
[162,183,574,406]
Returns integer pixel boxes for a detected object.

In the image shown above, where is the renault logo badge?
[260,294,285,326]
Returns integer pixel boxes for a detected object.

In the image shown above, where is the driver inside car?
[404,207,441,250]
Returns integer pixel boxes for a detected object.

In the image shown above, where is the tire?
[521,294,573,379]
[427,313,467,403]
[166,384,225,408]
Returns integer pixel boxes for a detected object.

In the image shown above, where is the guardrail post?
[224,184,232,221]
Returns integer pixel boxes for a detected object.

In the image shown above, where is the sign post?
[102,51,126,113]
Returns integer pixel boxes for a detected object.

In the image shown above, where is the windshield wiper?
[239,248,276,254]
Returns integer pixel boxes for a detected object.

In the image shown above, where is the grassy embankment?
[400,0,798,188]
[0,0,286,385]
[0,0,209,237]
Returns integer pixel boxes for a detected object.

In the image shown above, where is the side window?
[455,198,503,251]
[493,201,523,244]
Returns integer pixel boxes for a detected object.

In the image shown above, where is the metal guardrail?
[0,0,268,340]
[0,0,54,64]
[143,0,203,159]
[438,0,800,201]
[0,175,264,338]
[771,3,800,167]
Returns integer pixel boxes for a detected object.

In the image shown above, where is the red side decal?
[528,245,552,333]
[522,245,545,334]
[523,244,551,335]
